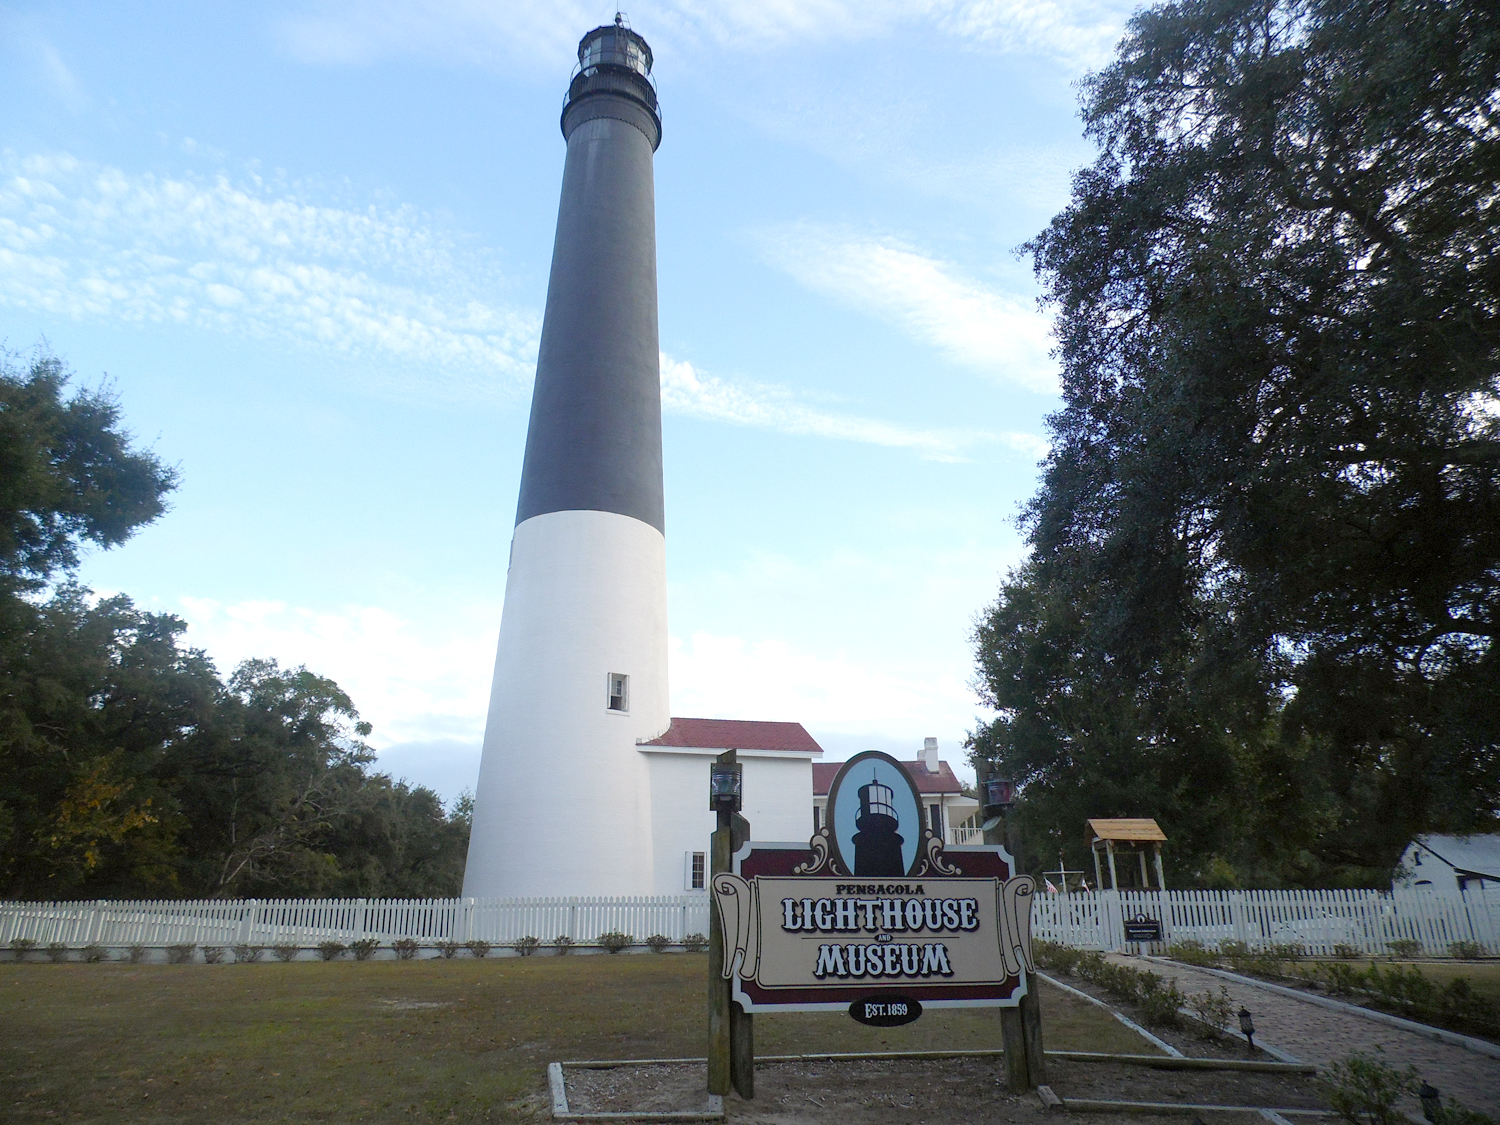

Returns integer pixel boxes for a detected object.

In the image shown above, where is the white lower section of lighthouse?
[462,508,669,899]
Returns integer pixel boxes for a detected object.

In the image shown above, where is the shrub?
[1332,943,1362,960]
[1188,985,1235,1038]
[1318,961,1368,997]
[350,938,380,961]
[513,936,541,957]
[1321,1052,1418,1125]
[598,931,633,954]
[1387,938,1422,959]
[1135,975,1185,1028]
[125,943,148,964]
[10,938,37,961]
[553,935,574,955]
[465,940,492,959]
[393,938,419,961]
[232,944,263,963]
[80,943,107,963]
[202,946,227,964]
[1168,939,1217,967]
[1033,938,1082,976]
[682,933,708,953]
[166,944,196,964]
[645,934,671,953]
[316,941,347,962]
[1449,940,1486,961]
[435,940,460,959]
[45,942,70,963]
[271,944,299,962]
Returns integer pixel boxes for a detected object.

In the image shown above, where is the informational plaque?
[711,751,1036,1014]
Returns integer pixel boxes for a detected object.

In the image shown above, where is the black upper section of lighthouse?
[514,18,665,534]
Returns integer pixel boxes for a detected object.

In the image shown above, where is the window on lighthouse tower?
[607,673,629,712]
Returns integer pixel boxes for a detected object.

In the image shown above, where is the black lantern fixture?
[709,761,743,814]
[1237,1006,1255,1052]
[983,776,1016,816]
[1418,1082,1441,1123]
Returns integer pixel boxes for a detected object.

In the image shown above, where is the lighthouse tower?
[462,18,668,898]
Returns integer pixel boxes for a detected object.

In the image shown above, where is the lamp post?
[1238,1007,1255,1054]
[981,768,1044,1092]
[707,751,752,1100]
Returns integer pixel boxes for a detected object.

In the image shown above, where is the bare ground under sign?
[561,1056,1328,1123]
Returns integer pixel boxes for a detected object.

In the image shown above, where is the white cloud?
[176,595,499,749]
[276,0,1129,72]
[0,153,540,397]
[759,223,1058,393]
[661,352,1046,460]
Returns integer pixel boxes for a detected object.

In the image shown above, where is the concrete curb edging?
[1058,1099,1333,1116]
[559,1051,1312,1073]
[1038,971,1185,1058]
[1144,958,1500,1062]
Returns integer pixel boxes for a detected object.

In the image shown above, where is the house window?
[929,803,943,838]
[607,673,628,712]
[689,851,706,890]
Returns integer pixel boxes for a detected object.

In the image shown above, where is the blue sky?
[1,0,1132,803]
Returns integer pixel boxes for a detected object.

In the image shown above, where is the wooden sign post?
[708,750,753,1099]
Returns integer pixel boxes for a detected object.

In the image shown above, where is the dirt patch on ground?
[561,1056,1327,1122]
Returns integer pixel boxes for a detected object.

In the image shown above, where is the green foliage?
[645,934,671,953]
[682,933,707,954]
[350,938,380,961]
[1033,940,1184,1027]
[1387,939,1424,959]
[1322,1053,1419,1125]
[392,938,418,961]
[513,935,540,957]
[45,941,68,963]
[598,931,633,954]
[969,0,1500,887]
[201,946,226,964]
[125,943,146,963]
[166,944,195,964]
[434,940,459,959]
[1333,944,1362,960]
[463,940,491,959]
[80,943,106,963]
[0,348,471,901]
[552,935,574,956]
[1450,941,1486,961]
[231,944,262,963]
[1188,986,1235,1038]
[316,941,347,962]
[271,944,298,963]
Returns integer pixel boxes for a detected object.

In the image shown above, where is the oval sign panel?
[849,995,923,1027]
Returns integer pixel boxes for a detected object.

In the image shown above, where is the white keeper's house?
[813,737,981,854]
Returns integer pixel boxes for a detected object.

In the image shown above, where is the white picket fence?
[0,895,711,951]
[1,887,1495,957]
[1031,888,1500,956]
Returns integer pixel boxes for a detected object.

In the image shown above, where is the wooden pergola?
[1088,818,1167,891]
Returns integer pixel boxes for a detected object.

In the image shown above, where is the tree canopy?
[0,351,470,899]
[969,0,1500,887]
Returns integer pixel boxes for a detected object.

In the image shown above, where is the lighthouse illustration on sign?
[853,774,905,875]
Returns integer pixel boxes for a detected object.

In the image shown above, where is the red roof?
[813,759,963,796]
[641,717,824,755]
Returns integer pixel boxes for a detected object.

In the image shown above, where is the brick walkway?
[1106,955,1500,1119]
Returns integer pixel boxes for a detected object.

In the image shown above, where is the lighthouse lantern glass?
[985,777,1016,810]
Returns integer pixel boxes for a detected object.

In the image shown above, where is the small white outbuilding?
[1394,833,1500,902]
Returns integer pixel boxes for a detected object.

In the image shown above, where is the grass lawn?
[2,954,1150,1123]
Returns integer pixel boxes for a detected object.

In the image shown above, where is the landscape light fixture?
[709,762,743,814]
[1418,1082,1441,1123]
[1237,1006,1255,1052]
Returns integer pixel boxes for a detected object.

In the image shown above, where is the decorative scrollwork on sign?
[793,828,839,875]
[710,873,759,980]
[997,875,1037,977]
[924,832,959,875]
